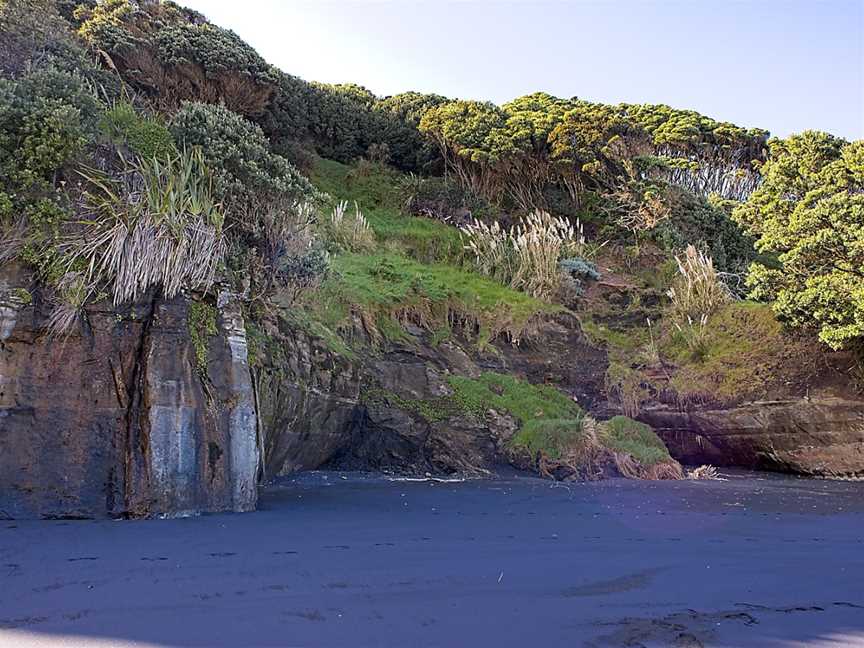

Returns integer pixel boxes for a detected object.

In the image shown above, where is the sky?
[182,0,864,140]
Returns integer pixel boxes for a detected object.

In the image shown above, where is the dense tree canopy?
[419,94,769,215]
[734,132,864,350]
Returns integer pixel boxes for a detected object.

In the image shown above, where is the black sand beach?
[1,471,863,647]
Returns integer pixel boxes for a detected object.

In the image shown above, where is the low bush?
[169,101,317,205]
[99,100,176,160]
[76,0,276,115]
[0,67,102,269]
[653,189,755,274]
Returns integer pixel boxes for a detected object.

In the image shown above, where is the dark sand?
[1,470,863,647]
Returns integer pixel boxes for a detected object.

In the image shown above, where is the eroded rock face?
[259,315,605,478]
[256,321,362,477]
[257,323,517,478]
[0,265,258,519]
[641,398,864,477]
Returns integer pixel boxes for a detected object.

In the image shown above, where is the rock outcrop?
[0,265,258,519]
[641,397,864,477]
[257,314,607,478]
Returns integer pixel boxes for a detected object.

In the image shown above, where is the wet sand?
[1,470,863,647]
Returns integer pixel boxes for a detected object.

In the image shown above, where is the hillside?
[1,0,862,519]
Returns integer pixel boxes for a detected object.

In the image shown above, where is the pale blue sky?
[183,0,864,140]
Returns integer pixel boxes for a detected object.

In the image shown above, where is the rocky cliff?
[0,265,258,519]
[641,398,864,477]
[3,266,863,520]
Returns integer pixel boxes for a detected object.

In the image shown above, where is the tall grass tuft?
[666,245,731,322]
[666,245,732,355]
[460,210,586,300]
[326,200,375,251]
[51,147,225,334]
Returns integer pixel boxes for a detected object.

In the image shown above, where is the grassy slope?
[310,158,463,263]
[295,158,676,470]
[575,245,824,408]
[448,373,585,459]
[294,158,560,350]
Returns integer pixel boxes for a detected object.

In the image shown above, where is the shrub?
[0,0,121,99]
[277,247,330,303]
[0,67,101,184]
[733,133,864,350]
[76,0,276,114]
[0,67,102,269]
[559,257,600,281]
[99,100,176,160]
[169,101,318,205]
[653,188,755,274]
[259,75,438,173]
[400,174,491,225]
[558,257,601,301]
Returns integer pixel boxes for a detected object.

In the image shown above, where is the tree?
[733,132,864,350]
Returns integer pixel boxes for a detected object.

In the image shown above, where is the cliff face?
[256,313,609,478]
[0,265,258,519]
[253,307,864,481]
[3,256,863,520]
[641,398,864,477]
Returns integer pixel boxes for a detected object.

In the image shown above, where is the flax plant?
[50,148,226,334]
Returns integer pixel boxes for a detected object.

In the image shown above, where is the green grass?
[297,252,560,352]
[579,317,647,353]
[600,416,672,465]
[447,372,585,459]
[659,301,792,402]
[310,157,463,263]
[361,388,461,423]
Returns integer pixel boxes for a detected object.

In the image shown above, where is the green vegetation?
[362,388,460,423]
[310,158,462,263]
[100,100,176,160]
[74,147,225,307]
[76,0,276,115]
[447,372,584,458]
[601,416,673,465]
[0,65,102,277]
[169,101,316,203]
[660,300,807,403]
[419,92,767,216]
[188,300,218,377]
[734,132,864,351]
[0,0,857,488]
[12,287,32,306]
[300,252,560,350]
